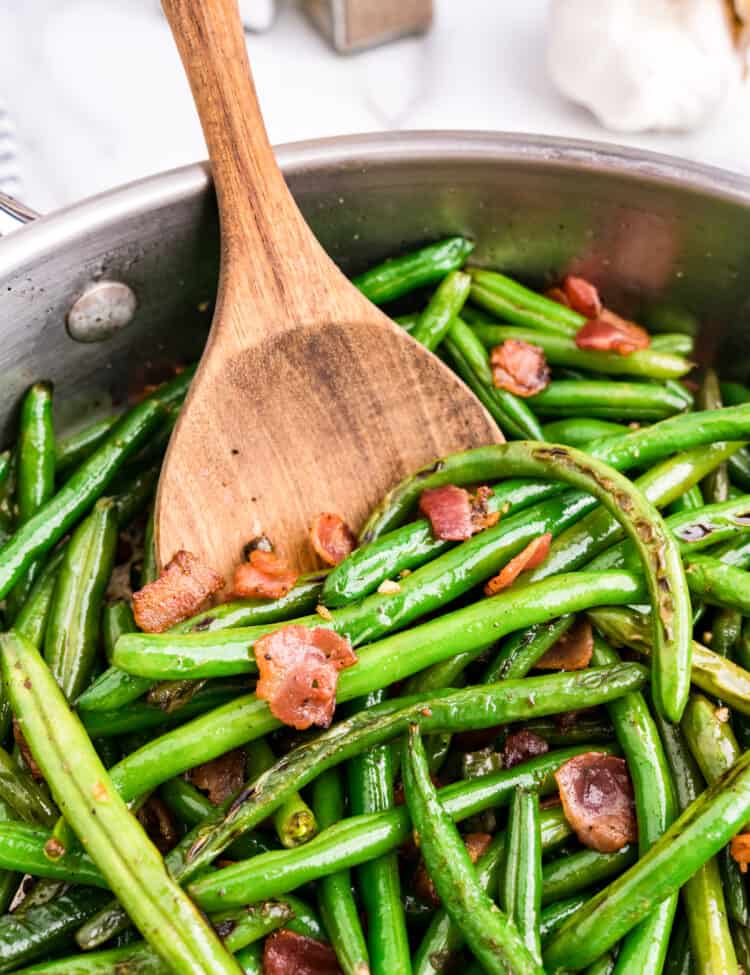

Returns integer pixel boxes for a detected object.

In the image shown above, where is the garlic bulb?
[547,0,742,132]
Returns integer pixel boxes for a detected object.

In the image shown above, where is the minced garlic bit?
[377,579,401,595]
[716,706,730,723]
[315,604,334,621]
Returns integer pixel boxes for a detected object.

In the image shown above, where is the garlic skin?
[547,0,738,132]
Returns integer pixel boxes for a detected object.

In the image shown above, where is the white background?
[2,0,749,213]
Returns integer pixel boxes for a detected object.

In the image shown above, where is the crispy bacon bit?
[484,534,552,595]
[419,484,498,542]
[562,275,603,319]
[13,720,43,781]
[186,748,246,806]
[490,340,550,398]
[310,513,356,567]
[136,796,178,854]
[254,625,357,731]
[263,929,343,975]
[503,729,549,769]
[731,834,750,874]
[536,619,594,671]
[575,309,650,357]
[232,549,299,601]
[414,832,492,906]
[132,550,224,633]
[555,752,637,853]
[545,286,571,307]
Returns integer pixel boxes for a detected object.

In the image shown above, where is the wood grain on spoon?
[156,0,502,581]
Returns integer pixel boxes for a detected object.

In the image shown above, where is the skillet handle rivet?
[66,281,137,343]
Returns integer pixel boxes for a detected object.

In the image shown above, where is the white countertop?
[2,0,749,214]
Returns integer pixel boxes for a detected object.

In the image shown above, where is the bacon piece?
[731,834,750,874]
[555,752,637,853]
[13,720,43,781]
[254,625,357,731]
[414,832,492,906]
[310,513,356,566]
[536,619,594,671]
[136,796,178,854]
[132,550,224,634]
[545,286,571,307]
[232,549,299,601]
[490,340,550,398]
[263,929,342,975]
[484,533,552,595]
[562,275,602,319]
[419,484,499,542]
[186,748,246,806]
[503,729,549,769]
[575,309,650,357]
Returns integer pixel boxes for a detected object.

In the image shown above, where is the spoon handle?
[161,0,322,306]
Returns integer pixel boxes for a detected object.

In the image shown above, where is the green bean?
[483,616,574,683]
[443,317,544,440]
[728,448,750,492]
[6,383,56,622]
[158,778,272,861]
[664,379,695,411]
[117,440,690,719]
[79,681,242,738]
[528,381,687,420]
[685,555,750,614]
[710,532,750,569]
[588,606,750,715]
[0,746,56,828]
[312,768,369,975]
[0,821,105,886]
[234,943,262,975]
[587,496,750,573]
[411,270,471,350]
[43,498,117,701]
[352,237,474,304]
[683,856,739,975]
[324,479,561,608]
[246,739,317,849]
[542,846,637,905]
[711,608,742,658]
[681,693,749,928]
[667,484,703,515]
[0,398,164,600]
[77,572,328,714]
[0,885,112,973]
[140,505,157,586]
[650,334,695,356]
[413,808,574,975]
[664,915,693,975]
[404,724,543,975]
[529,441,744,581]
[544,741,750,969]
[697,368,730,506]
[101,600,136,665]
[55,416,118,477]
[592,637,678,975]
[470,324,691,380]
[468,270,584,337]
[185,672,642,908]
[539,895,590,944]
[21,899,295,973]
[0,631,242,975]
[723,381,750,405]
[732,922,750,974]
[13,549,65,651]
[111,465,158,529]
[501,788,542,962]
[541,418,628,447]
[347,690,409,975]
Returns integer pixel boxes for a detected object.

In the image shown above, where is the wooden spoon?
[155,0,501,582]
